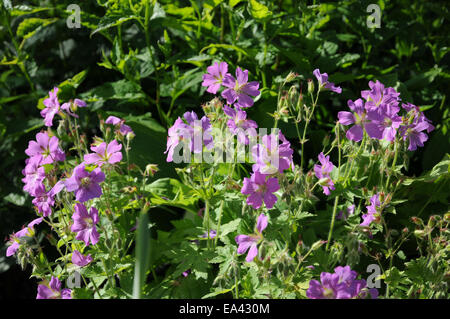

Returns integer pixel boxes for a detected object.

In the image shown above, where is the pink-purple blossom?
[105,116,135,137]
[6,218,43,257]
[235,214,268,262]
[222,67,260,108]
[71,203,100,246]
[65,163,105,202]
[83,140,123,167]
[313,152,335,196]
[71,250,93,267]
[251,131,293,175]
[241,171,280,209]
[32,183,55,217]
[41,87,60,127]
[360,193,383,227]
[307,266,378,299]
[36,276,72,299]
[22,156,46,196]
[223,105,258,145]
[25,132,65,165]
[61,98,87,118]
[313,69,342,94]
[165,111,214,162]
[202,62,231,94]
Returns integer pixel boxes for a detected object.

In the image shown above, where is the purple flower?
[338,98,375,142]
[202,62,230,94]
[83,140,123,167]
[6,218,43,257]
[251,132,294,174]
[361,80,400,111]
[400,119,433,151]
[71,250,93,267]
[40,88,60,127]
[36,276,72,299]
[307,266,378,299]
[32,183,55,217]
[65,163,105,202]
[313,69,342,94]
[307,272,351,299]
[25,132,65,165]
[61,98,87,118]
[366,104,403,141]
[165,111,214,162]
[223,105,258,144]
[241,171,280,209]
[360,194,382,227]
[71,203,100,246]
[200,230,217,239]
[22,157,46,196]
[105,116,135,137]
[313,152,335,196]
[235,214,268,262]
[222,67,260,108]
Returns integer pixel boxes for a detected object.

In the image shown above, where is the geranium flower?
[105,116,135,137]
[235,214,268,262]
[32,183,55,217]
[241,171,280,209]
[361,80,400,111]
[360,194,382,227]
[223,105,258,145]
[313,152,335,196]
[61,99,87,118]
[71,203,100,246]
[84,140,123,167]
[222,67,260,108]
[40,87,60,127]
[338,98,381,142]
[307,266,378,299]
[251,132,293,174]
[165,111,214,162]
[36,276,72,299]
[71,250,93,267]
[400,118,434,151]
[313,69,342,94]
[366,104,403,141]
[25,132,66,165]
[202,61,230,94]
[6,218,43,257]
[22,157,46,196]
[64,163,105,202]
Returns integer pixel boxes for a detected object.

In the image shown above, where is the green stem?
[326,195,340,251]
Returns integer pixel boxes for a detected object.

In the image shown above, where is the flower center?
[323,287,335,299]
[80,177,91,187]
[83,217,93,228]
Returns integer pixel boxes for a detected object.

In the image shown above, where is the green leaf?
[91,14,139,37]
[4,193,26,206]
[248,0,272,21]
[133,208,151,299]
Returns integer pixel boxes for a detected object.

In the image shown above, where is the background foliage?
[0,0,448,298]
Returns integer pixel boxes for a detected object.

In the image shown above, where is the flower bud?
[307,79,314,94]
[144,164,159,177]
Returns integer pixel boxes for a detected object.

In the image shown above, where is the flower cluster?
[165,111,213,162]
[338,80,434,149]
[307,266,378,299]
[7,88,130,299]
